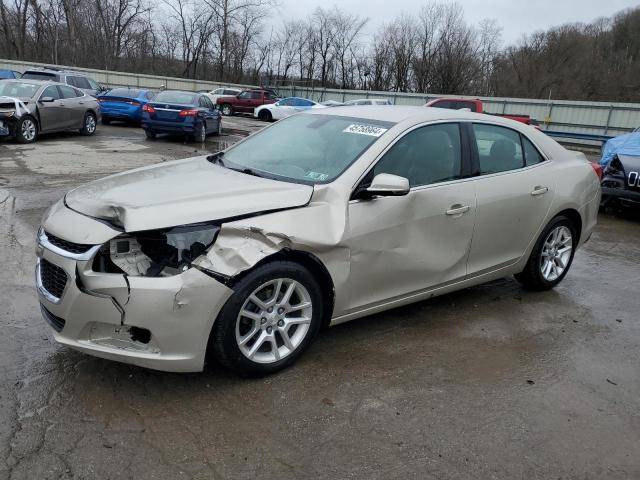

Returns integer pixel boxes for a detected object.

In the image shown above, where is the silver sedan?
[36,106,601,375]
[0,79,100,143]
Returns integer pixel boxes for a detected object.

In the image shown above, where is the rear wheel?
[515,215,577,291]
[214,119,222,136]
[15,116,37,143]
[210,261,323,376]
[194,123,206,143]
[258,109,272,122]
[80,112,97,136]
[221,104,233,116]
[144,129,156,140]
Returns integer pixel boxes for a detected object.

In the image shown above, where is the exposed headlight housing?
[94,223,220,277]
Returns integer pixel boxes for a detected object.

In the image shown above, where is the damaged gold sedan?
[36,107,601,374]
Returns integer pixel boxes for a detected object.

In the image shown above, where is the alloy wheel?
[21,119,36,141]
[540,225,573,281]
[85,114,96,133]
[235,278,313,364]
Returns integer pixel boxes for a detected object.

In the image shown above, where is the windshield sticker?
[304,171,330,181]
[343,124,388,137]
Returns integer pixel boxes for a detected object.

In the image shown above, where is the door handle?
[531,186,549,196]
[446,204,470,216]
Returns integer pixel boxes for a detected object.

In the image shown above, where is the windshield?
[0,81,40,98]
[222,114,394,183]
[154,91,196,104]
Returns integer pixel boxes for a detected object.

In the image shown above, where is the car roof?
[0,78,64,86]
[306,105,530,128]
[23,68,89,76]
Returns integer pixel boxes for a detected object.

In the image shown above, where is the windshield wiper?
[207,152,225,166]
[237,168,265,178]
[207,153,265,178]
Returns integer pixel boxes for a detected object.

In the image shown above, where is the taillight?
[179,109,199,117]
[591,162,603,180]
[142,104,155,113]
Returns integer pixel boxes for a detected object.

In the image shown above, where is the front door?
[338,122,477,315]
[37,86,65,132]
[466,122,556,275]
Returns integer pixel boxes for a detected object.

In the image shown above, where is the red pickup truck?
[425,98,537,126]
[216,89,279,116]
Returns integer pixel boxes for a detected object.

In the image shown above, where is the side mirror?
[355,173,410,199]
[39,96,55,103]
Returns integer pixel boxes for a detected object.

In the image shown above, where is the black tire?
[221,103,233,116]
[144,129,156,140]
[258,109,272,122]
[80,112,97,136]
[15,116,38,143]
[515,215,578,291]
[210,261,324,376]
[194,122,206,143]
[102,117,111,125]
[214,119,222,136]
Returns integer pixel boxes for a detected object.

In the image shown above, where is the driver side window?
[372,123,462,188]
[41,86,61,100]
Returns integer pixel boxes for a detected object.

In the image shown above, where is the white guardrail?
[3,58,640,147]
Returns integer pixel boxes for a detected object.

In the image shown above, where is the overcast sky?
[272,0,639,45]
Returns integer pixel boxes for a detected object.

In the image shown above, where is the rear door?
[235,91,253,112]
[59,85,87,129]
[37,85,65,132]
[466,123,556,275]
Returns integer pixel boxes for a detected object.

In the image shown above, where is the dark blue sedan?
[97,88,156,124]
[142,90,222,142]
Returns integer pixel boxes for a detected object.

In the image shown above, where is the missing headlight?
[96,223,220,277]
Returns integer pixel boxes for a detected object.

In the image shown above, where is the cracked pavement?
[1,122,640,479]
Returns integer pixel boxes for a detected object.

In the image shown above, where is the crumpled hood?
[65,156,313,232]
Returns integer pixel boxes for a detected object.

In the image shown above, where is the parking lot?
[1,119,639,479]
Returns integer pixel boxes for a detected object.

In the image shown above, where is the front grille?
[40,304,65,332]
[44,231,94,254]
[40,259,68,299]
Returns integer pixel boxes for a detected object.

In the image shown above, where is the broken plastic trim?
[75,266,126,324]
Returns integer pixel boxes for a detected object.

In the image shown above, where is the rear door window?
[68,76,91,89]
[473,124,524,174]
[59,85,81,98]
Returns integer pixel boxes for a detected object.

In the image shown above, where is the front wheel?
[210,261,324,376]
[15,116,37,143]
[515,215,577,291]
[80,112,97,136]
[221,104,233,116]
[144,129,156,140]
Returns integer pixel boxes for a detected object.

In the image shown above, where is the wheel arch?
[230,248,336,329]
[554,208,582,244]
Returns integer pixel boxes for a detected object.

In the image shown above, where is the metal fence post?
[604,105,614,136]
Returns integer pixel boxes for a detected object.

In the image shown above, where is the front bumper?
[35,225,233,372]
